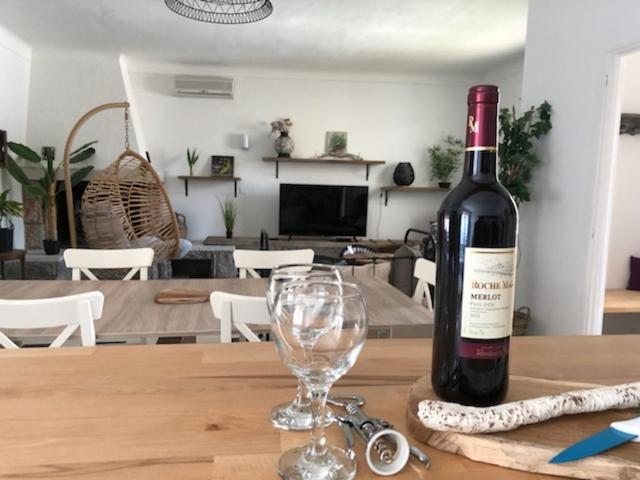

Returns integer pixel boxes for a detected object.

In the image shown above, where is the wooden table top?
[0,277,431,340]
[604,289,640,313]
[0,335,636,479]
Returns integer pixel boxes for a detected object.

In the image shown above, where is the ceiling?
[0,0,527,74]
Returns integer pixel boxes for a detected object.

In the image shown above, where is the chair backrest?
[413,258,436,311]
[210,291,270,343]
[64,248,155,280]
[0,291,104,348]
[232,249,315,279]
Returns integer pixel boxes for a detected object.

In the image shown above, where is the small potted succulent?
[270,118,294,158]
[429,135,464,188]
[0,189,23,253]
[218,197,238,239]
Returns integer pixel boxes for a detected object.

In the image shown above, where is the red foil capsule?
[465,85,499,150]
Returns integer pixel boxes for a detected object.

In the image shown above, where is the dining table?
[0,276,432,343]
[0,335,636,479]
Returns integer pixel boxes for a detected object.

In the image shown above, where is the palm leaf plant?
[5,141,96,245]
[0,189,24,252]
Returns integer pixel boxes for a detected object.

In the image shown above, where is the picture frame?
[325,131,348,156]
[211,155,234,176]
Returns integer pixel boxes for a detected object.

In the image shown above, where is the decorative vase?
[274,132,294,158]
[226,229,233,239]
[43,239,60,255]
[438,181,451,189]
[0,226,14,253]
[393,163,415,186]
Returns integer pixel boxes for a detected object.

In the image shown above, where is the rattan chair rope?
[63,103,180,260]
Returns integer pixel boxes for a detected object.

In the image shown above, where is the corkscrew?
[328,395,431,476]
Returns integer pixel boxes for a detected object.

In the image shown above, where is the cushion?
[628,256,640,291]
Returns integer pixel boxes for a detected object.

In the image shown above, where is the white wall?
[26,48,134,167]
[0,26,31,248]
[606,51,640,288]
[480,57,523,112]
[519,0,640,334]
[123,61,479,240]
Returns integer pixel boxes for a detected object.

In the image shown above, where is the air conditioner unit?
[175,75,234,99]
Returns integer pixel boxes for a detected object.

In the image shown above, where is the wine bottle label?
[460,247,516,340]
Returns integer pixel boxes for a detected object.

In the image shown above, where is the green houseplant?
[187,148,200,176]
[6,141,96,254]
[0,189,24,253]
[429,135,464,188]
[218,197,237,239]
[498,101,552,206]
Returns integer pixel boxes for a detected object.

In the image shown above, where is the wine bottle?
[431,85,518,407]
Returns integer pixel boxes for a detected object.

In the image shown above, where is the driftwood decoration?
[418,382,640,434]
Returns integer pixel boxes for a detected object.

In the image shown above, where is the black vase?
[226,230,233,239]
[43,239,60,255]
[393,162,415,186]
[0,227,14,253]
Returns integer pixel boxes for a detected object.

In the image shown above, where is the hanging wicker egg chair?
[81,150,180,260]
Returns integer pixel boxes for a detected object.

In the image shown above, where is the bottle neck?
[464,94,498,183]
[463,150,497,183]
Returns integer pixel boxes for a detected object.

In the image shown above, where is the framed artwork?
[325,131,348,156]
[0,130,6,168]
[211,155,234,176]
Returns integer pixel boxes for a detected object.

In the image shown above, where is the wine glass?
[267,264,342,431]
[272,280,368,480]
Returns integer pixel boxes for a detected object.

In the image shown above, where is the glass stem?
[295,380,311,407]
[306,386,330,459]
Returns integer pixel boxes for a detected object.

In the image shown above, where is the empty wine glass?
[272,280,368,480]
[268,264,342,431]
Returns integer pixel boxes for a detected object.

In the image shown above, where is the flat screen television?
[279,183,368,237]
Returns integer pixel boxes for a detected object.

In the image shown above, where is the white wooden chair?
[0,291,104,349]
[232,249,314,279]
[64,248,155,280]
[413,258,436,311]
[210,291,270,343]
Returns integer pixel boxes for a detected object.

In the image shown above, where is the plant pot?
[43,239,60,255]
[393,162,415,186]
[438,182,451,189]
[274,132,294,158]
[0,227,14,253]
[226,230,233,239]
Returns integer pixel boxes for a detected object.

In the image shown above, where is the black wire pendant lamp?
[165,0,273,25]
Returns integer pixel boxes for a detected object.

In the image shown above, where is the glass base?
[270,400,333,431]
[278,445,356,480]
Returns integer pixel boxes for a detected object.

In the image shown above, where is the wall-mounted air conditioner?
[175,75,234,99]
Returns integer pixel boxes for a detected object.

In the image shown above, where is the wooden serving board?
[154,288,210,304]
[407,376,640,480]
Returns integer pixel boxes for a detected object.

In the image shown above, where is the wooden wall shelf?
[177,176,241,197]
[262,157,385,180]
[381,186,449,206]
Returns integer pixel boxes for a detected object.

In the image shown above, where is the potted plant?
[6,141,96,254]
[498,101,552,206]
[218,197,237,239]
[0,189,23,253]
[187,148,200,176]
[429,135,464,188]
[270,118,294,158]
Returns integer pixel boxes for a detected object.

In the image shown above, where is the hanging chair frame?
[62,102,180,258]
